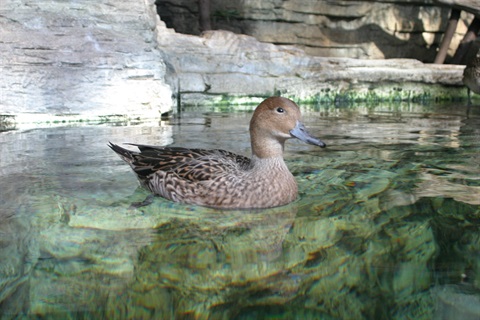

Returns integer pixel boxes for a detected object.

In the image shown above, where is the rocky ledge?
[157,28,468,106]
[0,0,471,127]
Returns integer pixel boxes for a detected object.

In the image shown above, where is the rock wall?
[0,0,472,124]
[156,27,465,105]
[157,0,475,61]
[0,0,172,122]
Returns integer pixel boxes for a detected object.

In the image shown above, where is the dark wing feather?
[109,142,251,182]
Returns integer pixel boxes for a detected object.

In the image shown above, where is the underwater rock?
[433,284,480,320]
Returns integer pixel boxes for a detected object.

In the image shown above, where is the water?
[0,102,479,319]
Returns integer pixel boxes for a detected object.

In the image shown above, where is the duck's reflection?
[105,201,298,319]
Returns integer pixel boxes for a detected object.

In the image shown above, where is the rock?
[0,0,173,122]
[0,0,471,125]
[433,284,480,320]
[434,0,480,17]
[156,28,466,104]
[158,0,476,60]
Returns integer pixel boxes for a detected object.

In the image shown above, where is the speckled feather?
[109,143,295,208]
[109,97,326,209]
[463,50,480,95]
[119,145,251,181]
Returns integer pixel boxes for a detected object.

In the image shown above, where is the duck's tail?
[108,142,135,163]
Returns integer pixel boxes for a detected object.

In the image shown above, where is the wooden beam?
[452,17,480,64]
[199,0,212,32]
[434,9,461,64]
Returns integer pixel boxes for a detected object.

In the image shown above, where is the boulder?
[0,0,173,123]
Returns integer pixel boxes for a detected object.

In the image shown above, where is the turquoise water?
[0,103,479,319]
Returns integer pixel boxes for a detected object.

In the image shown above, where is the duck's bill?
[290,121,326,148]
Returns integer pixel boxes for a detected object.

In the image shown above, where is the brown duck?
[109,97,326,209]
[463,48,480,104]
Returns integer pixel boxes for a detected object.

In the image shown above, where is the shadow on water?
[0,102,479,319]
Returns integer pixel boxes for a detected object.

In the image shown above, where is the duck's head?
[250,97,326,158]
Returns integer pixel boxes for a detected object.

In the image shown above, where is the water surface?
[0,102,479,319]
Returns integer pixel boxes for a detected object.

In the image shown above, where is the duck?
[462,48,480,104]
[108,97,326,209]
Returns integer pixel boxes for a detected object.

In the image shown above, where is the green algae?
[179,82,473,109]
[1,82,475,130]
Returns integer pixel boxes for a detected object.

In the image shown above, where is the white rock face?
[0,0,172,121]
[156,28,466,104]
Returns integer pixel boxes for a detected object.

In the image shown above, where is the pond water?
[0,102,479,319]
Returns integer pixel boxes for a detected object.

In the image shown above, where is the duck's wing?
[109,143,251,182]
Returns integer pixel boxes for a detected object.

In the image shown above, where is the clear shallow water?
[0,102,479,319]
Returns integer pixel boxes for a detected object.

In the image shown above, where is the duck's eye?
[276,107,285,113]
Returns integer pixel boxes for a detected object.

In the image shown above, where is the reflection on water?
[0,103,479,319]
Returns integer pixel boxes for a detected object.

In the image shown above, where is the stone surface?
[0,0,172,122]
[434,0,480,17]
[0,0,472,125]
[156,28,466,104]
[157,0,476,60]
